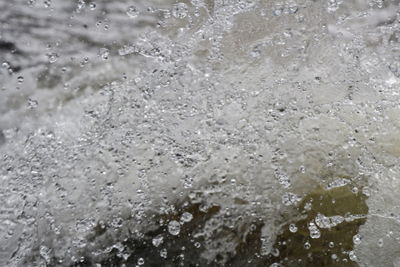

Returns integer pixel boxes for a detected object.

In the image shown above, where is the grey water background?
[2,0,400,266]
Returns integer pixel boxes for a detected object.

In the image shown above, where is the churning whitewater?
[1,0,400,266]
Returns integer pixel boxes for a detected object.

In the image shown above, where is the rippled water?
[2,0,400,266]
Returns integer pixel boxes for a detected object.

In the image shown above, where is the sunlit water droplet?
[180,212,193,223]
[98,48,109,60]
[152,235,164,247]
[137,257,145,265]
[126,6,139,18]
[353,234,362,245]
[289,223,298,233]
[168,220,181,235]
[47,52,58,63]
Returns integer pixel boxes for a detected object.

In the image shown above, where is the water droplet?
[98,48,109,60]
[349,250,357,261]
[377,238,384,247]
[160,248,168,258]
[44,0,51,8]
[27,98,38,109]
[308,221,321,239]
[77,0,86,11]
[47,52,58,63]
[17,76,24,84]
[353,234,362,245]
[172,3,188,19]
[28,0,36,7]
[137,258,145,265]
[168,220,181,235]
[152,235,164,247]
[126,6,139,18]
[289,223,298,233]
[304,241,311,249]
[180,212,193,223]
[89,2,96,10]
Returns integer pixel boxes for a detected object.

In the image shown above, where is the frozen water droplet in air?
[160,248,168,258]
[27,98,38,109]
[349,251,358,261]
[17,76,24,84]
[172,3,188,19]
[89,2,96,10]
[152,235,164,247]
[289,223,298,233]
[353,234,362,245]
[180,212,193,223]
[308,221,321,239]
[44,0,51,8]
[168,220,181,235]
[98,48,109,60]
[271,248,280,257]
[47,52,58,63]
[273,4,283,16]
[137,258,145,265]
[77,0,86,11]
[126,6,139,18]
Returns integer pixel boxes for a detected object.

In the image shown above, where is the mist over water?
[1,0,400,266]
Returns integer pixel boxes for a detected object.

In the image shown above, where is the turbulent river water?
[2,0,400,266]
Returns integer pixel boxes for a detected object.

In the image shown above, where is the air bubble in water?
[44,0,51,8]
[126,6,139,18]
[172,3,188,19]
[349,251,357,261]
[168,220,181,235]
